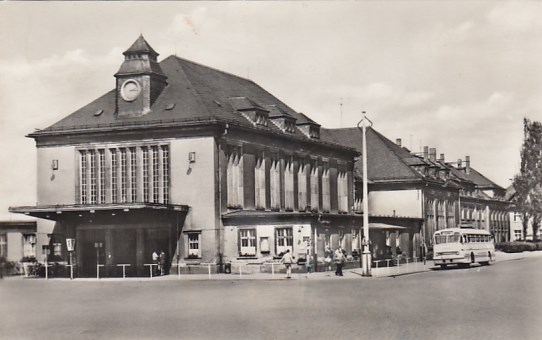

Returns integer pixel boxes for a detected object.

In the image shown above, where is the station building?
[10,36,363,276]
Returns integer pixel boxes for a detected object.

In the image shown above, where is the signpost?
[94,242,103,279]
[66,238,75,280]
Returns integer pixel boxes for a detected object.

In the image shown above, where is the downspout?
[216,124,228,270]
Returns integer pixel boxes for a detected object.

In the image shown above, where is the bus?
[433,226,495,269]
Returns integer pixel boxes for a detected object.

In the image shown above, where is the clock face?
[120,79,141,102]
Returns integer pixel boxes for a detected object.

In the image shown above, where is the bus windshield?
[434,232,461,244]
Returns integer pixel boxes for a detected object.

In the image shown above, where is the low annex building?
[10,36,363,276]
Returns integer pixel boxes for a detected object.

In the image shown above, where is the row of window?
[79,145,170,205]
[186,227,294,259]
[226,148,349,213]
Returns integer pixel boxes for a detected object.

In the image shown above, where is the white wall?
[369,189,422,218]
[37,146,76,205]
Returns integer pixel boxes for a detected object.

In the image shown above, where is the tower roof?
[123,35,159,58]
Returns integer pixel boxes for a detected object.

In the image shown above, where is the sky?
[1,1,541,216]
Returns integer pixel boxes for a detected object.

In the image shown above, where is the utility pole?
[357,111,373,276]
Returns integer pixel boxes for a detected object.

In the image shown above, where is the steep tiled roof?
[33,55,350,151]
[328,127,422,182]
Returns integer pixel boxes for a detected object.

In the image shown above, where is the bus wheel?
[470,253,475,264]
[440,264,448,269]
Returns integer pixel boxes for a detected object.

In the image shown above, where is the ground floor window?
[23,234,36,258]
[276,227,293,255]
[187,233,201,258]
[513,230,522,240]
[239,229,256,256]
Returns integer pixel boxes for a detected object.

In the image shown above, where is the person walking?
[281,249,294,279]
[334,247,345,276]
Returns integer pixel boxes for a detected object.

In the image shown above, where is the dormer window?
[255,111,268,126]
[229,97,270,128]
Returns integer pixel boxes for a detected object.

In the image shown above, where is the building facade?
[329,127,511,260]
[10,36,362,276]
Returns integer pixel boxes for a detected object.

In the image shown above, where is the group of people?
[280,246,348,279]
[152,250,167,276]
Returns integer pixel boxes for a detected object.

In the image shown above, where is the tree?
[513,118,542,241]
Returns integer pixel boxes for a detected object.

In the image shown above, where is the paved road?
[1,255,541,340]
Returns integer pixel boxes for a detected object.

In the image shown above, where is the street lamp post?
[358,111,373,277]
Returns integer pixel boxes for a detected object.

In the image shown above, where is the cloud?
[487,1,542,32]
[168,7,210,36]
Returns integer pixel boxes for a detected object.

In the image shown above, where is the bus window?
[449,233,461,243]
[434,235,445,244]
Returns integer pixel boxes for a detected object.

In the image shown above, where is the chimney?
[429,148,437,162]
[465,156,470,174]
[423,146,429,161]
[439,153,445,163]
[457,159,462,168]
[396,138,402,147]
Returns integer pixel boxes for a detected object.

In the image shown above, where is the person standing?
[152,251,159,276]
[334,247,345,276]
[281,249,294,279]
[159,250,167,276]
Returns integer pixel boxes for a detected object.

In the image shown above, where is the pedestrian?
[152,250,159,276]
[0,257,5,279]
[159,250,167,275]
[334,247,345,276]
[324,246,333,272]
[280,249,294,278]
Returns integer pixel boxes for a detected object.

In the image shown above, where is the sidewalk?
[6,250,541,282]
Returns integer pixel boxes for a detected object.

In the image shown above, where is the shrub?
[20,256,37,263]
[496,241,538,253]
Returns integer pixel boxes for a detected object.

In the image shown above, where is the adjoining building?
[10,36,364,276]
[0,216,37,263]
[329,128,511,260]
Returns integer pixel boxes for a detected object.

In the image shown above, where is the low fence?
[5,256,429,280]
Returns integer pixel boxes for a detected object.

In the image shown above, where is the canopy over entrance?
[9,203,189,221]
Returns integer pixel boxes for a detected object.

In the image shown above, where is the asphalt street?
[1,255,541,340]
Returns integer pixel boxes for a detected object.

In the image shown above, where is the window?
[0,234,6,258]
[337,170,348,213]
[187,233,201,258]
[514,230,522,239]
[162,145,170,204]
[111,149,118,203]
[99,149,106,203]
[142,147,149,202]
[130,147,137,202]
[239,229,256,256]
[227,147,244,208]
[297,162,308,211]
[121,148,128,203]
[80,151,88,204]
[152,146,160,203]
[322,168,330,212]
[23,234,36,257]
[254,154,266,209]
[270,157,281,210]
[53,243,62,257]
[90,151,97,204]
[284,158,294,211]
[276,227,293,255]
[78,144,170,205]
[310,165,319,211]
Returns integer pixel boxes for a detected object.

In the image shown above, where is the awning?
[369,223,407,231]
[9,203,189,221]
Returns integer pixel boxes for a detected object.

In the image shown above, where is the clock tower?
[115,35,168,117]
